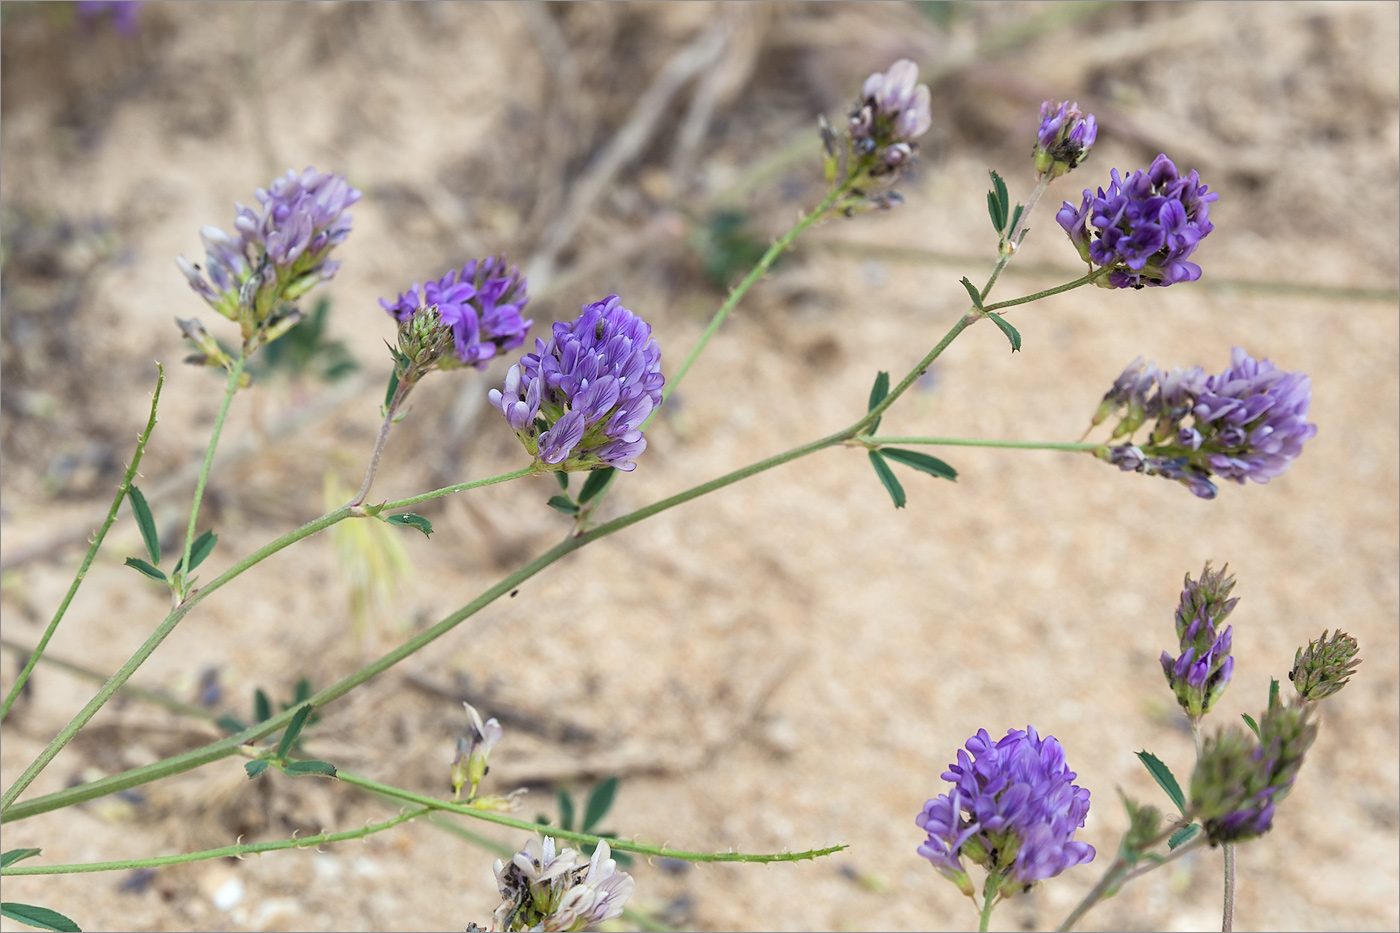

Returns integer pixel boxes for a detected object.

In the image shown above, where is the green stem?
[979,882,999,933]
[176,354,246,600]
[350,374,413,508]
[0,366,165,722]
[1222,844,1236,932]
[1,808,426,875]
[981,272,1095,314]
[379,466,536,512]
[981,174,1051,300]
[1056,831,1207,931]
[863,436,1099,453]
[337,773,844,863]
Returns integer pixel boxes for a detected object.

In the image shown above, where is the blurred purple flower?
[491,837,633,932]
[848,59,932,174]
[917,727,1094,895]
[380,256,531,370]
[1034,100,1097,178]
[489,296,664,472]
[76,0,141,35]
[1057,154,1216,288]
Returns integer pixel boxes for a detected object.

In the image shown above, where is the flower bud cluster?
[917,727,1094,898]
[1094,347,1317,499]
[177,168,361,343]
[1160,564,1238,721]
[491,837,633,932]
[848,59,933,175]
[1290,630,1361,702]
[1057,154,1216,288]
[489,296,664,473]
[1190,700,1317,844]
[1034,100,1097,179]
[380,256,532,373]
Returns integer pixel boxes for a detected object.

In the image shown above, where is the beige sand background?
[1,2,1396,931]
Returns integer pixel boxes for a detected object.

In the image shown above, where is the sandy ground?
[1,2,1397,931]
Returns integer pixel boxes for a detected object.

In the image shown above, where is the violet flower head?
[1161,563,1238,721]
[848,59,932,174]
[491,837,634,932]
[177,167,361,332]
[1034,100,1097,178]
[1093,348,1316,499]
[489,296,664,473]
[917,727,1094,899]
[1056,154,1216,288]
[380,256,532,371]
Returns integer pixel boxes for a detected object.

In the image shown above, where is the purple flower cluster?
[178,167,361,328]
[1161,564,1238,721]
[917,727,1094,893]
[849,59,932,173]
[380,257,531,370]
[491,837,633,932]
[1057,154,1216,288]
[1095,348,1317,499]
[1191,702,1317,844]
[489,296,664,472]
[1034,100,1097,178]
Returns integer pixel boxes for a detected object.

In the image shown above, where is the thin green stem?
[1056,831,1207,931]
[337,773,845,863]
[978,883,999,933]
[1,808,426,875]
[0,367,165,722]
[1222,844,1236,932]
[380,466,536,512]
[981,273,1095,314]
[176,354,247,600]
[350,374,412,508]
[862,436,1099,453]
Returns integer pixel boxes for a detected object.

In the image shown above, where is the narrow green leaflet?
[868,451,907,509]
[1135,750,1187,813]
[881,448,958,481]
[1007,203,1025,239]
[1,849,42,868]
[1168,823,1200,849]
[173,529,218,574]
[987,170,1009,233]
[128,485,161,565]
[254,689,273,724]
[865,371,890,435]
[276,704,315,759]
[245,760,270,779]
[555,472,570,491]
[557,789,576,831]
[959,276,985,311]
[123,557,166,583]
[284,760,338,778]
[578,468,615,504]
[547,495,579,516]
[1241,712,1261,739]
[387,513,434,537]
[383,370,400,411]
[583,776,619,832]
[0,903,81,933]
[985,311,1022,352]
[1269,677,1280,708]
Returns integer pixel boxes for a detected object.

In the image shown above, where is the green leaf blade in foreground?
[1135,750,1187,814]
[1241,712,1261,739]
[881,448,958,481]
[254,689,272,724]
[387,513,434,537]
[1168,823,1200,849]
[959,276,985,311]
[174,529,218,574]
[127,485,160,566]
[987,170,1009,233]
[868,451,906,509]
[1,849,42,868]
[583,776,619,832]
[1,903,82,932]
[123,557,166,583]
[577,468,615,504]
[276,704,314,759]
[985,311,1022,352]
[546,495,579,516]
[383,370,400,411]
[865,370,890,434]
[244,760,270,779]
[283,760,337,778]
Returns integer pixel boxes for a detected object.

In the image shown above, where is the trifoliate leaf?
[1135,750,1187,813]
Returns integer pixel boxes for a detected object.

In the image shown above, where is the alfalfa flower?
[177,167,361,351]
[1161,564,1238,721]
[1093,348,1317,499]
[1290,630,1362,702]
[1034,100,1097,179]
[451,702,504,802]
[489,296,664,473]
[491,837,634,932]
[380,256,531,374]
[820,58,931,204]
[1056,153,1216,288]
[917,727,1094,910]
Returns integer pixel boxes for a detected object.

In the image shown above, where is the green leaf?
[1007,203,1025,238]
[881,448,958,481]
[276,704,315,759]
[0,903,82,932]
[383,370,400,411]
[1135,750,1187,814]
[577,468,615,504]
[128,485,160,565]
[987,170,1009,233]
[868,451,906,509]
[583,776,619,832]
[1241,712,1261,739]
[985,311,1022,352]
[959,276,985,311]
[547,495,579,516]
[555,472,570,491]
[292,678,313,706]
[387,513,434,537]
[1269,677,1280,709]
[284,760,338,778]
[124,557,166,583]
[244,760,270,779]
[254,689,272,724]
[557,790,575,832]
[1,849,42,868]
[216,715,246,734]
[865,371,890,434]
[1168,823,1200,849]
[174,530,218,574]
